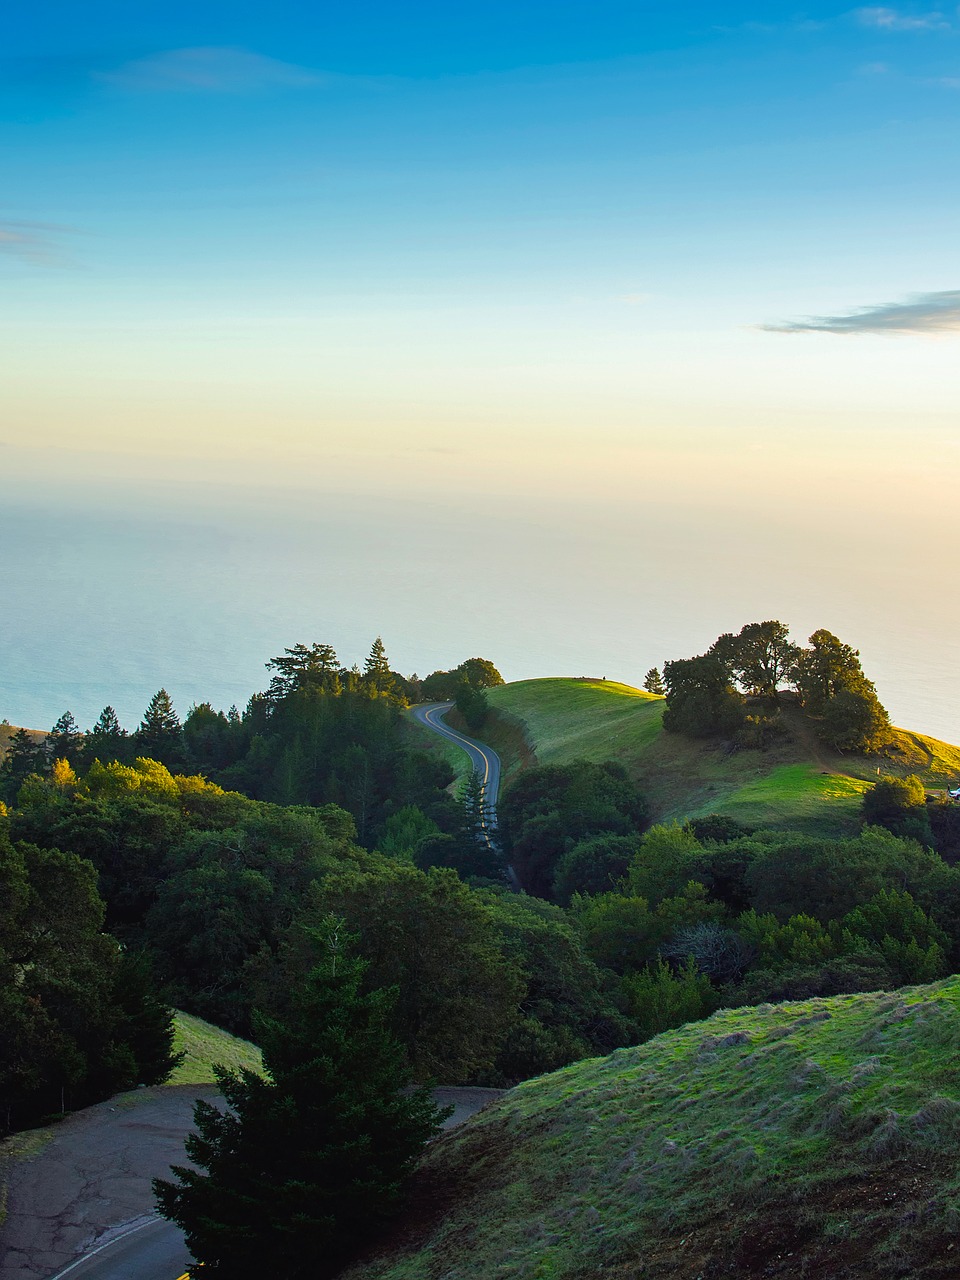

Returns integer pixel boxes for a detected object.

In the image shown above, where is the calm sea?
[2,481,958,749]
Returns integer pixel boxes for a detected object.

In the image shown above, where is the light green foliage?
[625,822,704,905]
[736,908,836,968]
[622,957,719,1041]
[376,805,440,861]
[839,889,948,984]
[571,881,721,976]
[340,977,960,1280]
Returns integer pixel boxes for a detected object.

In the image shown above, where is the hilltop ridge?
[470,678,960,835]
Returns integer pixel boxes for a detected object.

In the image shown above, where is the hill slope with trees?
[470,678,960,836]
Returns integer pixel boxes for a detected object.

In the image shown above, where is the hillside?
[167,1010,264,1085]
[342,976,960,1280]
[478,678,960,835]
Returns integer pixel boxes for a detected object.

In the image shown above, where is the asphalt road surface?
[1,1085,503,1280]
[44,1217,190,1280]
[409,702,513,878]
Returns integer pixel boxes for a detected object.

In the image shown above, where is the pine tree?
[83,706,128,767]
[0,728,45,802]
[47,711,85,766]
[154,932,448,1279]
[137,690,184,768]
[363,636,394,697]
[643,668,665,696]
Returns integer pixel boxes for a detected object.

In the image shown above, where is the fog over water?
[3,462,958,745]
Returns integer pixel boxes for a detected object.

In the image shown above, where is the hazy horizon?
[3,1,958,743]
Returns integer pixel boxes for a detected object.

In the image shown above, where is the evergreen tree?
[643,668,665,695]
[84,706,128,766]
[0,729,46,802]
[137,690,184,768]
[47,712,85,767]
[363,636,395,697]
[154,934,447,1279]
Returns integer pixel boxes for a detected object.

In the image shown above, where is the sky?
[2,2,959,738]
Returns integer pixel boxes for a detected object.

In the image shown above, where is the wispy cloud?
[0,220,73,266]
[854,6,952,30]
[762,289,960,334]
[97,47,323,93]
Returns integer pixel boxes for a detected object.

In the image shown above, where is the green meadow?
[477,678,960,835]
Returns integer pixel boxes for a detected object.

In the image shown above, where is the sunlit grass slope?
[344,979,960,1280]
[166,1011,263,1086]
[482,679,960,835]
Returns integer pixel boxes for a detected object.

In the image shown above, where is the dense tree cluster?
[656,619,890,753]
[0,817,179,1134]
[498,760,650,899]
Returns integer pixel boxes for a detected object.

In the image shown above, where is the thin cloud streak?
[0,221,73,266]
[96,47,324,93]
[854,6,952,30]
[761,290,960,334]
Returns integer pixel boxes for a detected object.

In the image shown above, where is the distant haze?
[2,2,958,742]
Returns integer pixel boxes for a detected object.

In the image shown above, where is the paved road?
[409,701,520,892]
[41,1086,504,1280]
[44,1218,189,1280]
[410,700,505,841]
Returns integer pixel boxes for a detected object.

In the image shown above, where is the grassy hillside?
[167,1011,263,1085]
[481,678,960,835]
[343,977,960,1280]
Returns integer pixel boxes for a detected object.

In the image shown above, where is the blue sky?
[2,2,960,736]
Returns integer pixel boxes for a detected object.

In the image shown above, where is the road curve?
[409,702,520,891]
[44,1216,189,1280]
[410,702,501,837]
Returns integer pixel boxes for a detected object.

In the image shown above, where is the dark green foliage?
[454,681,488,731]
[862,774,932,844]
[421,657,504,702]
[82,706,130,767]
[729,953,897,1005]
[686,814,755,845]
[929,798,960,863]
[661,654,745,738]
[296,863,524,1081]
[478,892,634,1082]
[552,833,636,904]
[0,728,46,802]
[137,689,185,770]
[499,760,649,898]
[363,636,396,698]
[0,826,179,1133]
[154,945,447,1279]
[709,620,800,699]
[794,628,891,752]
[743,827,950,923]
[48,711,85,766]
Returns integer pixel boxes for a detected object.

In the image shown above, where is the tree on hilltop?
[710,620,800,700]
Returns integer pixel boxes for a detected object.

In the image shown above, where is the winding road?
[409,702,518,888]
